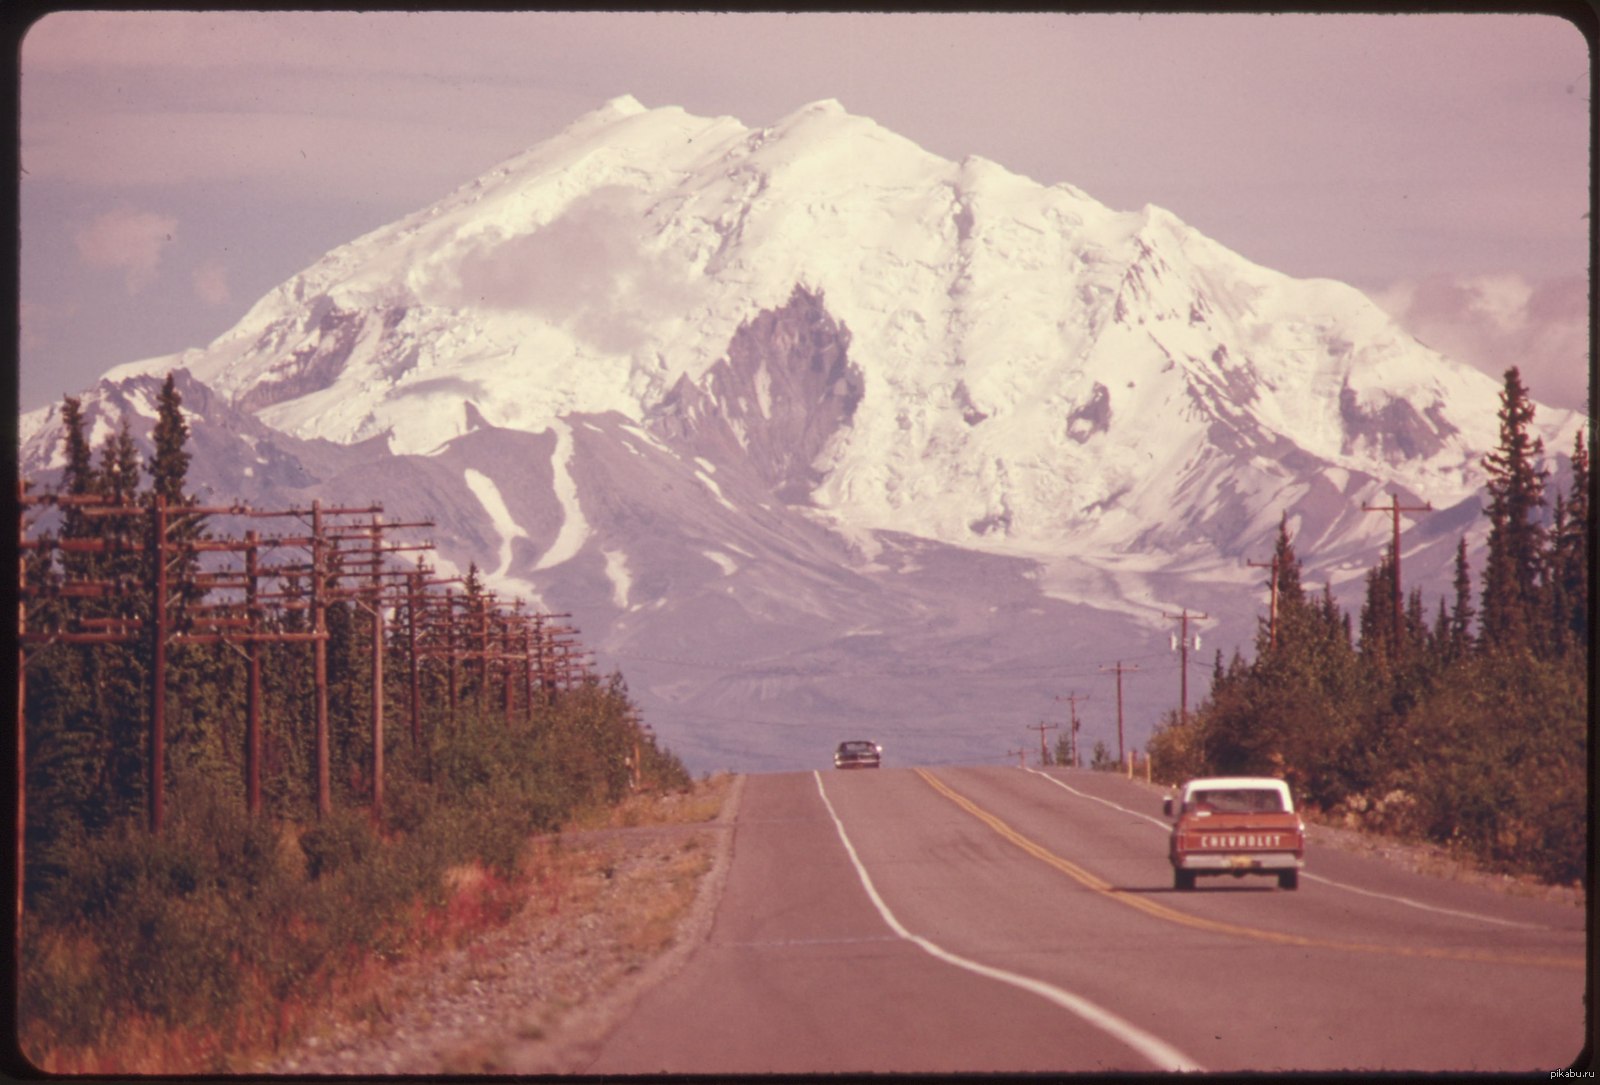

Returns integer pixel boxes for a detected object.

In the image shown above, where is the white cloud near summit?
[1373,273,1590,416]
[450,186,707,354]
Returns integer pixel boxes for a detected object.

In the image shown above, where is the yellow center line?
[914,768,1581,971]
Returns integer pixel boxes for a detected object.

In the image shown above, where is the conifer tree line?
[1149,368,1590,886]
[18,374,690,912]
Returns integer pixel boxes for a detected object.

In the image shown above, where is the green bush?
[299,808,378,881]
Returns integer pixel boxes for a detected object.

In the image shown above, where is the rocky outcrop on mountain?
[648,286,862,503]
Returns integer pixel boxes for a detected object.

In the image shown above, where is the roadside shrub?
[18,929,108,1052]
[299,808,378,880]
[381,768,439,837]
[1392,651,1586,886]
[642,741,693,793]
[1147,710,1207,786]
[104,890,240,1026]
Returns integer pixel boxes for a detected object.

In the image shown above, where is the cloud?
[1373,273,1590,414]
[74,208,177,293]
[450,186,706,353]
[192,259,231,306]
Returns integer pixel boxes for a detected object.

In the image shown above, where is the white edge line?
[812,770,1204,1074]
[1022,768,1550,931]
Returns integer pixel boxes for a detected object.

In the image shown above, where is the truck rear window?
[1193,789,1284,813]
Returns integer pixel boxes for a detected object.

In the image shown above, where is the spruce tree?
[148,373,192,509]
[1271,513,1305,611]
[1479,367,1548,649]
[1357,551,1397,670]
[1547,428,1590,650]
[57,397,98,580]
[98,418,142,506]
[1448,536,1475,659]
[90,419,152,822]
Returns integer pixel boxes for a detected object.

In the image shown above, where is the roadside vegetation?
[1149,368,1589,889]
[17,376,698,1073]
[19,756,721,1075]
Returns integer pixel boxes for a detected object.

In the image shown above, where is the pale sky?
[16,10,1594,417]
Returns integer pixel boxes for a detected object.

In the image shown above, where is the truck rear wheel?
[1174,869,1196,891]
[1278,870,1299,890]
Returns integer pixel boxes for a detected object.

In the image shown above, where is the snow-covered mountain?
[19,96,1586,772]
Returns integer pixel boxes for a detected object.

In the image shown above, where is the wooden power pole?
[1246,553,1281,649]
[1163,609,1208,724]
[1028,719,1059,766]
[1055,693,1088,768]
[1098,662,1139,766]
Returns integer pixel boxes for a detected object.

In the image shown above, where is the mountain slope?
[18,97,1586,771]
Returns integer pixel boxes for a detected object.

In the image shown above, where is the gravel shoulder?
[257,775,744,1076]
[1301,815,1586,909]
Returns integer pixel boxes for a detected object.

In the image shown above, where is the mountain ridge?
[18,97,1586,771]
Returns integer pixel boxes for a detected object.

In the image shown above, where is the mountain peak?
[23,96,1582,564]
[793,97,847,115]
[602,93,647,116]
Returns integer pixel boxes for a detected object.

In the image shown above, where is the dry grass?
[614,838,711,958]
[285,779,727,1073]
[20,777,733,1077]
[432,830,716,1076]
[569,773,733,833]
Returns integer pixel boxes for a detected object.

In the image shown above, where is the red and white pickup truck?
[1163,776,1305,891]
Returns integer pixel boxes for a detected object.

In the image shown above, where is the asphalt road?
[581,765,1589,1074]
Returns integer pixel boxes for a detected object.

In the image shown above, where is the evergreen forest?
[18,374,691,1066]
[1149,368,1590,887]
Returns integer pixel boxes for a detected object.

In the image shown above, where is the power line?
[641,705,1042,738]
[598,646,1179,678]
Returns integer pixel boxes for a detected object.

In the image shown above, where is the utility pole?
[407,570,423,752]
[1028,719,1059,766]
[1163,608,1208,724]
[245,532,263,817]
[369,515,385,824]
[1007,747,1027,768]
[149,495,169,834]
[311,500,330,818]
[1098,662,1139,766]
[1362,492,1432,650]
[1246,553,1281,649]
[1054,693,1088,768]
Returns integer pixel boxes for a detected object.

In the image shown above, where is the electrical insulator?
[1170,633,1178,651]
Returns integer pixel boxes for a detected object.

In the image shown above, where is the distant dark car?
[834,740,882,769]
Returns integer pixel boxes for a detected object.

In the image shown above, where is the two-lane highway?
[580,766,1587,1074]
